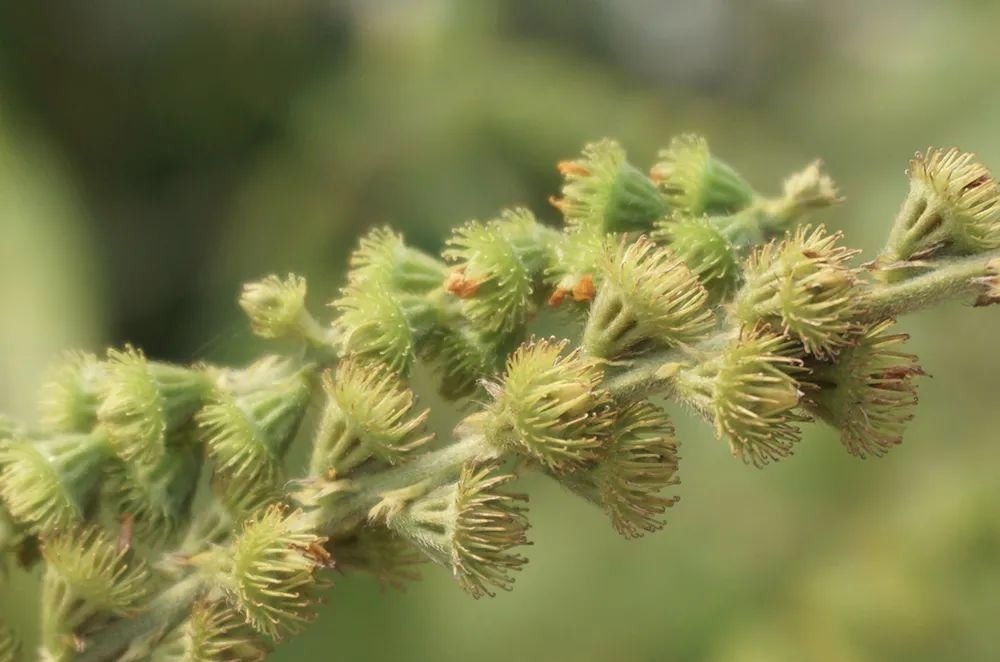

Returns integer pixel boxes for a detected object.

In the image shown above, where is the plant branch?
[863,250,1000,319]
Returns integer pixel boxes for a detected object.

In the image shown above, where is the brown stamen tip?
[548,195,567,212]
[558,160,589,177]
[547,288,568,307]
[572,275,596,302]
[445,269,482,298]
[117,513,135,553]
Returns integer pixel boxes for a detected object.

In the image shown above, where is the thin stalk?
[76,573,205,662]
[863,250,1000,318]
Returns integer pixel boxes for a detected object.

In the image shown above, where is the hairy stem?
[864,250,1000,318]
[76,574,205,662]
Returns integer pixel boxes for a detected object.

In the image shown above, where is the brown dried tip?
[445,268,482,299]
[557,160,590,177]
[572,275,597,302]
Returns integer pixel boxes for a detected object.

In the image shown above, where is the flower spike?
[348,227,448,295]
[151,600,268,662]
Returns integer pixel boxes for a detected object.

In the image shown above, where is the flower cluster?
[0,136,997,661]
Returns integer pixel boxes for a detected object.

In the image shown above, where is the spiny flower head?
[239,274,310,340]
[0,431,111,532]
[98,346,209,466]
[805,320,924,458]
[551,140,667,233]
[390,464,529,598]
[654,214,742,301]
[151,600,268,662]
[583,236,714,358]
[881,147,1000,267]
[199,359,314,498]
[38,351,105,433]
[674,330,806,467]
[650,134,755,215]
[347,227,448,294]
[570,401,680,539]
[480,339,611,472]
[108,442,201,544]
[41,525,153,615]
[443,208,555,332]
[216,507,330,640]
[777,160,842,217]
[735,225,861,358]
[312,359,431,477]
[332,281,437,374]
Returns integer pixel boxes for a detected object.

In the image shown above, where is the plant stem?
[863,250,1000,319]
[312,434,497,533]
[76,573,205,662]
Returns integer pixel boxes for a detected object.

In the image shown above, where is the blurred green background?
[1,1,999,660]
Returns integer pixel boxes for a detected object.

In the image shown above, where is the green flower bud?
[880,147,1000,269]
[654,214,742,301]
[387,464,529,598]
[651,134,755,215]
[546,225,604,307]
[583,236,714,358]
[108,442,201,544]
[551,140,667,233]
[212,507,330,640]
[674,330,806,467]
[476,339,611,472]
[333,526,425,590]
[200,359,314,503]
[766,160,842,223]
[805,320,924,458]
[41,526,152,659]
[38,351,105,433]
[0,431,112,532]
[333,281,438,374]
[348,227,448,295]
[98,346,210,466]
[734,225,861,358]
[310,359,431,478]
[561,401,680,539]
[421,325,506,400]
[151,600,268,662]
[239,273,312,341]
[443,208,557,332]
[0,620,19,662]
